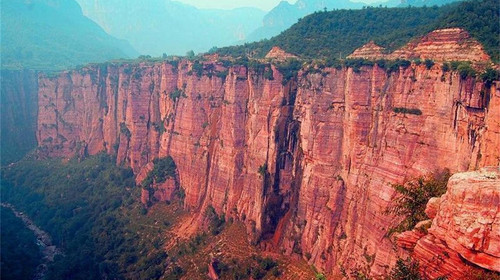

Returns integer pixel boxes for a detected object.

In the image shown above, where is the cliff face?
[36,59,499,275]
[1,70,39,165]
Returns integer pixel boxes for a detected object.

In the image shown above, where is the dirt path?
[1,203,62,280]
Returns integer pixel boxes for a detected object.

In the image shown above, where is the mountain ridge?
[75,0,266,56]
[1,0,138,70]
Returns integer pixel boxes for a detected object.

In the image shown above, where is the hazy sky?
[176,0,379,11]
[175,0,293,11]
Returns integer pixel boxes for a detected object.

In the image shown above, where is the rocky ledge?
[397,167,500,278]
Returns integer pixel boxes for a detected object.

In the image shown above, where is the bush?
[192,60,203,77]
[387,59,411,74]
[389,257,422,280]
[316,273,327,280]
[386,170,450,234]
[169,88,186,101]
[345,58,374,73]
[257,257,277,271]
[441,62,450,72]
[205,205,225,235]
[276,59,302,85]
[215,70,228,80]
[258,163,268,177]
[119,122,131,139]
[264,67,274,80]
[457,62,477,79]
[480,68,499,87]
[393,107,422,115]
[141,156,177,187]
[424,59,434,70]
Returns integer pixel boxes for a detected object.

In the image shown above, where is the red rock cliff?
[36,58,499,276]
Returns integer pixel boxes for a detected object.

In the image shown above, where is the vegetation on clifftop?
[216,0,499,62]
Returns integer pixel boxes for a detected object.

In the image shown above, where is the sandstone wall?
[36,60,499,276]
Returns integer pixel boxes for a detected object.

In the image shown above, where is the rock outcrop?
[36,53,499,276]
[398,167,500,278]
[349,28,491,62]
[347,41,386,60]
[265,46,298,60]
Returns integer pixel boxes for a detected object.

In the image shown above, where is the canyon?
[31,29,499,277]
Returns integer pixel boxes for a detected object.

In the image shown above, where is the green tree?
[386,170,450,234]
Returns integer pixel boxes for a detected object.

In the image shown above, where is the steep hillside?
[75,0,265,56]
[219,0,499,62]
[246,0,365,42]
[34,28,499,276]
[0,0,137,70]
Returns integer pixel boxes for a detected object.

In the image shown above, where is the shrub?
[345,58,374,73]
[192,61,203,77]
[258,163,268,177]
[264,67,274,80]
[275,59,302,85]
[392,107,422,115]
[257,257,277,271]
[205,205,225,235]
[389,257,422,280]
[152,122,165,134]
[215,70,228,80]
[119,122,131,139]
[375,59,387,69]
[169,88,186,101]
[480,68,499,87]
[441,62,450,72]
[424,59,434,70]
[386,170,450,234]
[387,59,411,74]
[457,62,477,79]
[464,267,500,280]
[316,273,327,280]
[141,156,177,187]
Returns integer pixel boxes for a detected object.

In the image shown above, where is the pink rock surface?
[400,168,500,278]
[425,197,441,219]
[36,52,499,276]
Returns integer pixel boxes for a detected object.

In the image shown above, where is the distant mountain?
[399,0,464,6]
[246,0,466,43]
[75,0,266,56]
[1,0,137,70]
[246,0,366,43]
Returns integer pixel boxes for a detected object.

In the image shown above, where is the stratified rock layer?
[265,46,298,60]
[347,41,386,60]
[349,28,490,62]
[36,57,499,276]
